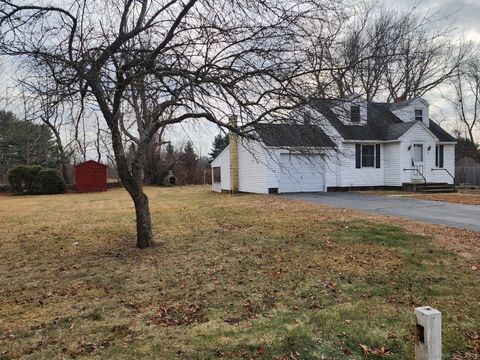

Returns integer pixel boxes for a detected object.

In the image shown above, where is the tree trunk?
[131,185,153,249]
[108,121,154,248]
[58,157,70,185]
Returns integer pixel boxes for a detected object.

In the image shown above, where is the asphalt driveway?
[282,192,480,232]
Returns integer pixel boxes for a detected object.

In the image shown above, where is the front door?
[411,143,424,181]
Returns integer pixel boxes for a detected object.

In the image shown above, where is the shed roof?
[75,160,108,168]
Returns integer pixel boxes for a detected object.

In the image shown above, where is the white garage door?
[278,154,325,193]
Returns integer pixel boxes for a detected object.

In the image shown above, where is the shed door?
[81,166,105,191]
[278,154,325,193]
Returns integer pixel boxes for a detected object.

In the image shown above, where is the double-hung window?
[361,145,375,167]
[213,167,221,183]
[355,144,381,168]
[351,105,360,122]
[415,109,423,122]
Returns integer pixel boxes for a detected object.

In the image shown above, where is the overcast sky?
[2,0,479,158]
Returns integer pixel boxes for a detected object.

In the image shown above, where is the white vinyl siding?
[398,123,438,183]
[211,145,231,192]
[238,140,269,194]
[339,143,384,187]
[383,143,401,186]
[433,144,455,184]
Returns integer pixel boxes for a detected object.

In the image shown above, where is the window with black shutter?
[375,144,381,168]
[355,144,381,168]
[355,144,361,168]
[435,145,444,168]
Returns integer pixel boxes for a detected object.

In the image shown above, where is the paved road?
[282,192,480,232]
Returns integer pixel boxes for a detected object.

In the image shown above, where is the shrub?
[38,169,65,194]
[7,165,65,195]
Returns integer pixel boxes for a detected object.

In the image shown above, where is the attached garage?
[211,123,335,194]
[278,153,325,193]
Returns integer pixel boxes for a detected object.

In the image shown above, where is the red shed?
[75,160,108,193]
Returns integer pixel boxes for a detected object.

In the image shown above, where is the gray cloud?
[385,0,480,40]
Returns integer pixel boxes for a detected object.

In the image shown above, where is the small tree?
[455,136,480,162]
[208,134,229,163]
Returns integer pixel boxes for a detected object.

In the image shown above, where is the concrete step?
[422,188,456,193]
[402,182,455,193]
[416,183,450,188]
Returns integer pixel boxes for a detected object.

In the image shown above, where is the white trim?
[399,121,439,142]
[343,139,400,144]
[210,144,231,167]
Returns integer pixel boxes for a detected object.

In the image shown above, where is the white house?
[211,96,456,194]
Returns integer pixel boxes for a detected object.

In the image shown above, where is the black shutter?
[435,145,439,167]
[375,144,381,168]
[355,144,361,168]
[439,145,444,168]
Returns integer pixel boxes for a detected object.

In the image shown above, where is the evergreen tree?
[0,110,58,182]
[208,134,229,163]
[179,141,199,184]
[165,143,175,159]
[455,136,480,162]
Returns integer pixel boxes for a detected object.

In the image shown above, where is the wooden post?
[415,306,441,360]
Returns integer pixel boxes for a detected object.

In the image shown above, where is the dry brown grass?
[409,193,480,206]
[0,186,479,359]
[360,189,480,206]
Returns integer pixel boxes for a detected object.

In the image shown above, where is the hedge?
[7,165,65,195]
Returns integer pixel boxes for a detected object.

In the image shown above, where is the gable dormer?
[391,97,430,128]
[332,94,367,126]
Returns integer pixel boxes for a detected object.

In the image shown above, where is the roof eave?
[342,139,401,143]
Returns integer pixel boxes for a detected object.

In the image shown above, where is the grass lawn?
[0,186,479,359]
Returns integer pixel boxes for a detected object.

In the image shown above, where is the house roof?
[388,97,429,110]
[254,123,336,148]
[310,99,455,142]
[427,120,456,142]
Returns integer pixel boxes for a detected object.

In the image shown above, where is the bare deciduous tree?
[0,0,340,248]
[319,5,467,101]
[450,54,480,144]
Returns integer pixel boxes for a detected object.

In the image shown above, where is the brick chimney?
[228,115,239,193]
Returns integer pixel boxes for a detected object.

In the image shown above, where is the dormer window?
[415,109,423,122]
[351,105,360,122]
